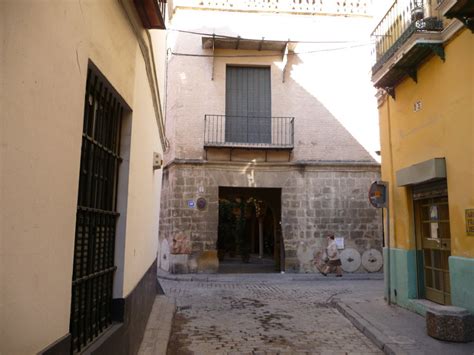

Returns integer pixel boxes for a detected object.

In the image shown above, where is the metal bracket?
[420,43,445,62]
[258,37,265,51]
[459,16,474,32]
[446,9,474,33]
[235,36,241,49]
[384,86,396,100]
[398,66,418,83]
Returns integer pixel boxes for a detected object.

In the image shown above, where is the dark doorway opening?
[217,187,282,273]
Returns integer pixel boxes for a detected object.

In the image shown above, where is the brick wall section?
[159,162,381,273]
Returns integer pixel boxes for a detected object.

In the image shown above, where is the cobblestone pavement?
[161,277,383,354]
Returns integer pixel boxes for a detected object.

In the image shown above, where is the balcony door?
[225,66,271,144]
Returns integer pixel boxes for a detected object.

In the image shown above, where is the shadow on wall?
[166,30,378,163]
[275,51,377,163]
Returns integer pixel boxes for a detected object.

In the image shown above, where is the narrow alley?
[139,274,474,355]
[164,277,382,354]
[2,0,474,354]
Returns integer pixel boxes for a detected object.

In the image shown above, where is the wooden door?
[415,196,451,304]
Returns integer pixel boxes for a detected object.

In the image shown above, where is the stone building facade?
[160,162,381,273]
[160,0,382,273]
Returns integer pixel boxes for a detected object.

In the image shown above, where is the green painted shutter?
[226,67,271,143]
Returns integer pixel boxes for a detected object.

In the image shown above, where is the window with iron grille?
[70,63,126,353]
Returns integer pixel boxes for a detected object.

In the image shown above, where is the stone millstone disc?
[160,239,170,272]
[340,248,361,273]
[362,249,383,272]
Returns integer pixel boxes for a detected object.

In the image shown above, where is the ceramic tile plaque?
[466,209,474,236]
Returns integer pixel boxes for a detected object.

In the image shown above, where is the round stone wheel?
[160,238,170,271]
[340,248,361,273]
[362,249,383,272]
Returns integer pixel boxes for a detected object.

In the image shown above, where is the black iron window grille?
[70,63,125,353]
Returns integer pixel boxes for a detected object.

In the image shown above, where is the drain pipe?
[386,94,395,306]
[386,187,391,306]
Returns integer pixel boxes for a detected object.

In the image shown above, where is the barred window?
[70,63,126,353]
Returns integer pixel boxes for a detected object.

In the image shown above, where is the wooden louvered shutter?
[225,67,271,143]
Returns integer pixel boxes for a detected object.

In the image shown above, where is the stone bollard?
[426,305,474,342]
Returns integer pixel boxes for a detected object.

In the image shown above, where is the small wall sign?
[187,200,195,208]
[335,237,344,250]
[413,100,422,112]
[466,209,474,236]
[368,181,388,208]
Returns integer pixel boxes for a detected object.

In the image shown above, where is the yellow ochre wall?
[378,29,474,257]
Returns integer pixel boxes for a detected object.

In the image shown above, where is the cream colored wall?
[2,2,85,353]
[165,9,379,163]
[151,30,168,114]
[378,29,474,256]
[1,0,164,353]
[120,48,163,297]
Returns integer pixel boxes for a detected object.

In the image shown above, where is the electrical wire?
[168,28,373,44]
[170,41,374,58]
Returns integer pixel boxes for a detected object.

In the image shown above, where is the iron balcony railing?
[133,0,167,29]
[172,0,370,16]
[159,0,167,21]
[204,115,294,149]
[371,0,443,72]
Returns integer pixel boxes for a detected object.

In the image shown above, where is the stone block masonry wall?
[159,162,381,273]
[281,170,382,272]
[159,165,219,273]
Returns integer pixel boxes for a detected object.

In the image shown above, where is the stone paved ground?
[162,278,383,354]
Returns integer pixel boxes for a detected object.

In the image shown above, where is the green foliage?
[218,198,249,262]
